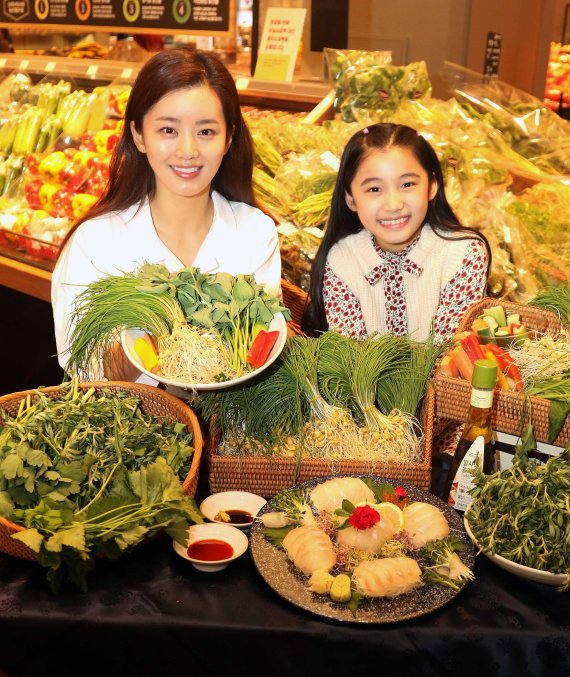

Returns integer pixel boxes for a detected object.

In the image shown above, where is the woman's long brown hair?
[58,47,255,256]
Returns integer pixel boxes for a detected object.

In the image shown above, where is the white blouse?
[51,191,281,375]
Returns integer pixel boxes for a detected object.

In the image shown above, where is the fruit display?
[0,68,129,262]
[544,41,570,111]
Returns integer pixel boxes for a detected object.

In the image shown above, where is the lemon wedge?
[376,502,404,532]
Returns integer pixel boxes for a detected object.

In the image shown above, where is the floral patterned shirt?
[323,236,488,341]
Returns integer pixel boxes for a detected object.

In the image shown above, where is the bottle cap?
[472,359,498,389]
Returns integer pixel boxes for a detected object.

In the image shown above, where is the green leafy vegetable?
[261,525,296,551]
[467,424,570,591]
[0,381,201,591]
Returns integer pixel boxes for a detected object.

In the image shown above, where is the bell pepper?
[73,149,99,167]
[23,178,43,209]
[38,151,67,182]
[485,344,524,391]
[58,161,90,192]
[246,330,280,369]
[134,336,159,372]
[94,129,120,155]
[484,350,511,390]
[460,332,485,363]
[51,189,74,218]
[38,182,61,212]
[71,193,98,219]
[25,154,40,175]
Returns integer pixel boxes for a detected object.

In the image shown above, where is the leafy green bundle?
[466,425,570,591]
[0,381,202,591]
[202,331,442,472]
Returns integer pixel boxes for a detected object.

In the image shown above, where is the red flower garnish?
[394,487,407,498]
[348,505,380,530]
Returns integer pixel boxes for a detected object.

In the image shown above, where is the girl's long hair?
[58,48,255,255]
[302,122,491,334]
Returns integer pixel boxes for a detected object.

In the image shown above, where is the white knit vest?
[327,226,475,341]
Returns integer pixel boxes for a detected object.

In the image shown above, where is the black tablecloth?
[0,530,568,677]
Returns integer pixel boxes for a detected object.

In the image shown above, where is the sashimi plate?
[250,475,475,624]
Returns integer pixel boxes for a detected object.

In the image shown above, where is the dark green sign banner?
[0,0,230,32]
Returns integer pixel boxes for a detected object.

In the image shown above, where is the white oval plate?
[121,312,287,391]
[464,514,566,586]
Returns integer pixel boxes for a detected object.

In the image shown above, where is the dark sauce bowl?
[200,491,267,531]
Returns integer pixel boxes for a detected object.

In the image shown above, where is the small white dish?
[200,491,267,530]
[464,515,567,587]
[121,312,287,391]
[173,523,249,572]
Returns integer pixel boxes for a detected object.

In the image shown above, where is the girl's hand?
[103,341,141,382]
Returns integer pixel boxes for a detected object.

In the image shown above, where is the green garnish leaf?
[346,590,364,617]
[262,525,295,550]
[421,569,463,591]
[361,477,395,503]
[547,399,570,443]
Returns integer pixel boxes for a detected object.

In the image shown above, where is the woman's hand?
[103,341,141,381]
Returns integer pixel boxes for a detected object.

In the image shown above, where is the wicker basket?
[435,298,568,447]
[282,277,308,336]
[207,383,435,496]
[0,381,203,561]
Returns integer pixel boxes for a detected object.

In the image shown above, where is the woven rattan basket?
[282,277,308,336]
[207,383,435,497]
[435,298,568,446]
[0,381,203,561]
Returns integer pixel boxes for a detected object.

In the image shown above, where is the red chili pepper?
[460,332,485,364]
[246,330,280,369]
[485,344,524,391]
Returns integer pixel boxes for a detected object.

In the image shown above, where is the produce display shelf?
[0,53,331,112]
[0,252,52,302]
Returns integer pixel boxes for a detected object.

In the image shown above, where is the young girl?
[52,48,281,380]
[302,123,490,341]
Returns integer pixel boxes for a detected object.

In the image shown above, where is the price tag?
[45,62,56,73]
[304,227,324,239]
[320,150,340,172]
[121,68,133,79]
[276,221,298,237]
[87,65,98,77]
[0,58,6,69]
[19,60,29,70]
[235,77,250,90]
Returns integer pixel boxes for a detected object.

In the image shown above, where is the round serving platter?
[250,474,475,625]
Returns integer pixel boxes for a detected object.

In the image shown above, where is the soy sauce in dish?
[225,509,254,525]
[187,539,234,561]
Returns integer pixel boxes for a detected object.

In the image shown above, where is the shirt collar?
[365,233,424,286]
[134,193,226,272]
